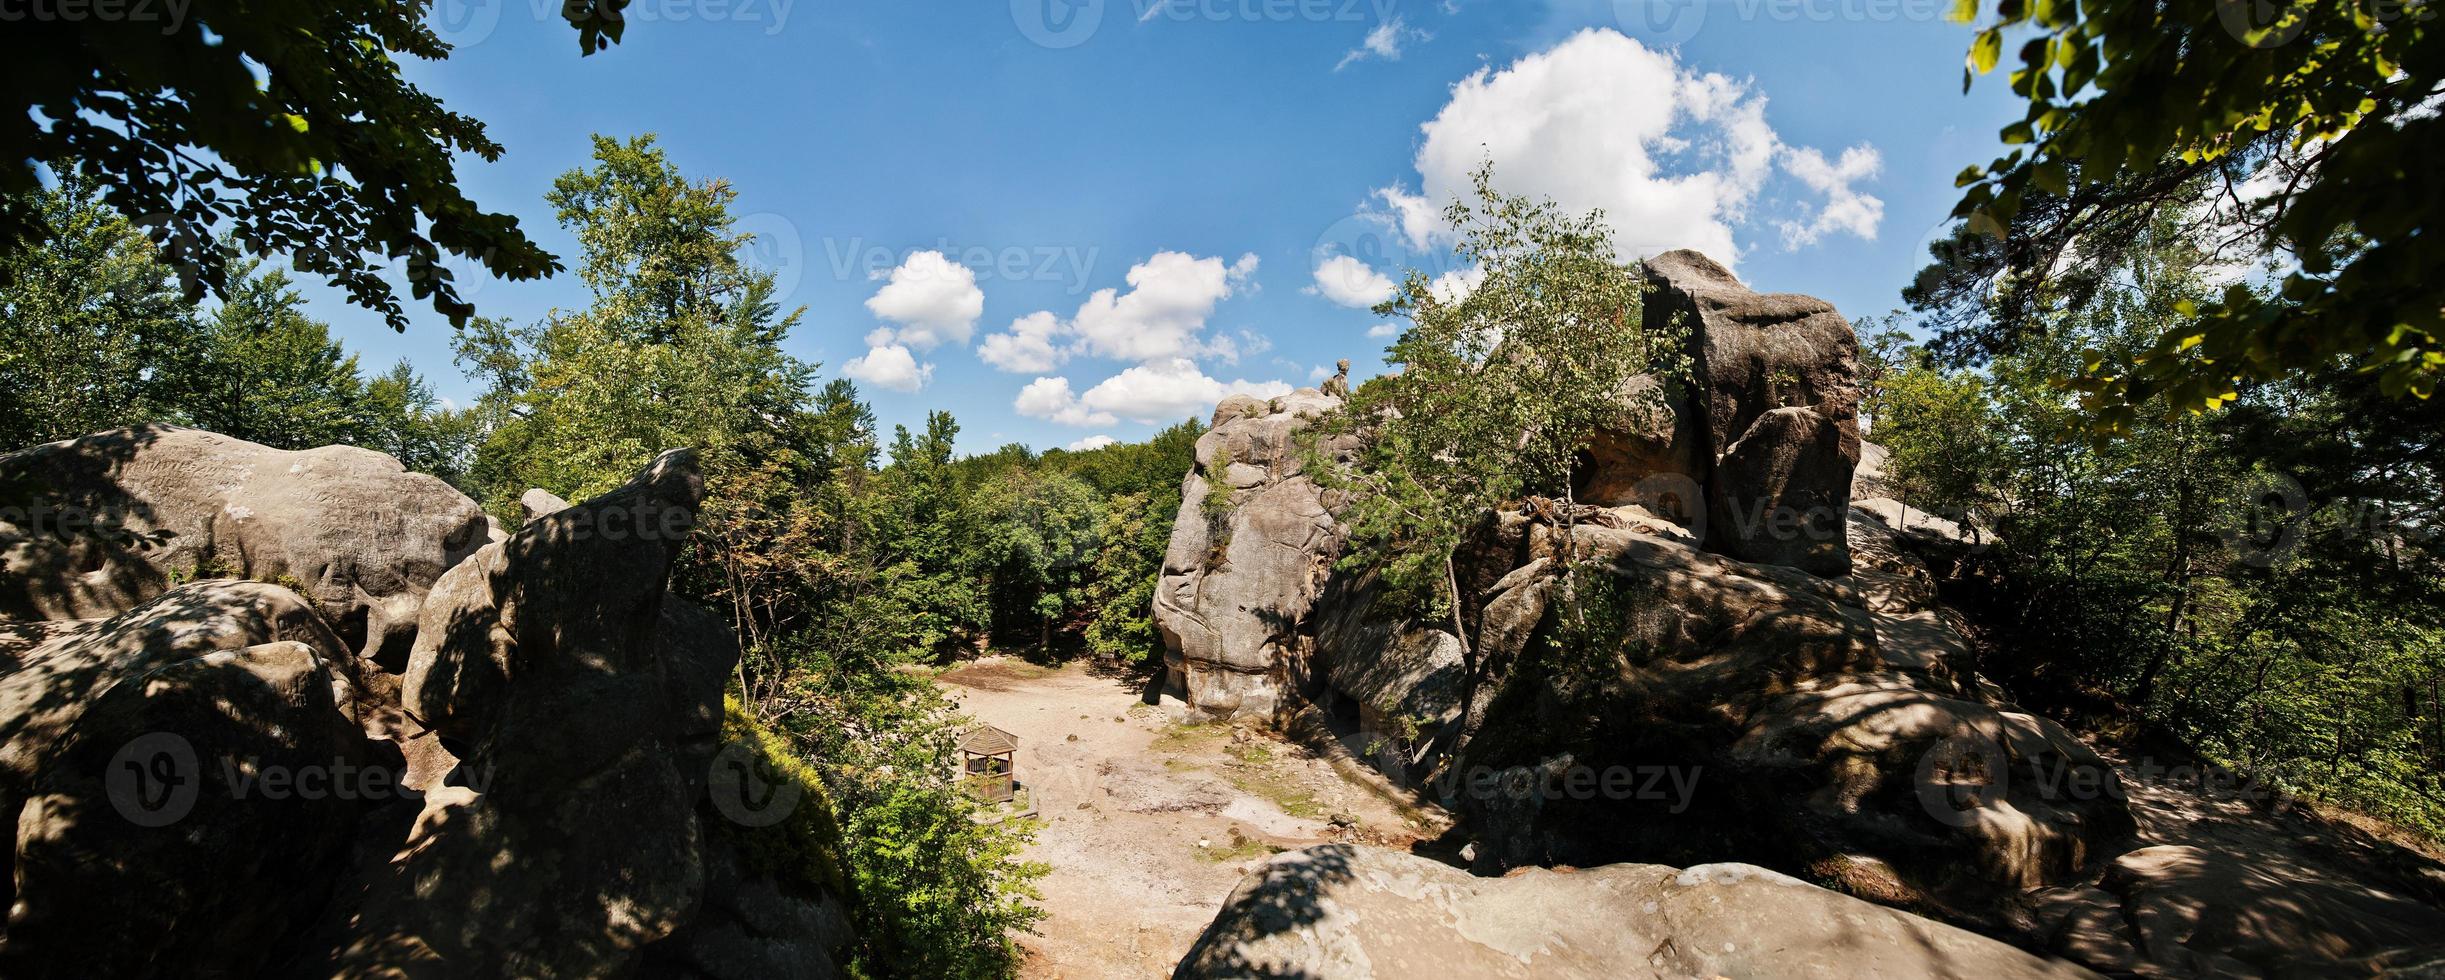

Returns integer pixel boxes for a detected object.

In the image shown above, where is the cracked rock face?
[1153,390,1353,724]
[1173,845,2099,979]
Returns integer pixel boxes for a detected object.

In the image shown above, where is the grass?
[1194,829,1284,864]
[1226,765,1327,820]
[1150,721,1228,754]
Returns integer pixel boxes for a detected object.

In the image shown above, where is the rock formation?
[1152,389,1356,723]
[0,425,493,668]
[0,430,854,978]
[1175,845,2099,979]
[1580,249,1862,576]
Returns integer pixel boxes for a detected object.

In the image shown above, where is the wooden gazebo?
[959,724,1020,804]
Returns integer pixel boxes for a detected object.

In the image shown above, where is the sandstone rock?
[319,449,727,977]
[521,487,571,523]
[1174,845,2099,979]
[1154,389,1352,724]
[1643,249,1862,456]
[0,425,492,667]
[1707,405,1856,575]
[2064,844,2445,976]
[1448,525,2130,899]
[0,581,371,978]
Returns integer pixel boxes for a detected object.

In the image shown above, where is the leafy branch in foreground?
[1950,0,2441,429]
[0,0,636,331]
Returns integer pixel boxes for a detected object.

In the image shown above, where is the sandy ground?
[937,658,1430,979]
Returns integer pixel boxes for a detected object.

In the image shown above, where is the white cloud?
[1367,323,1400,338]
[1079,358,1292,424]
[1370,28,1880,269]
[1336,16,1429,71]
[1307,364,1334,381]
[1429,265,1485,305]
[1310,254,1398,309]
[864,250,984,350]
[1066,435,1118,451]
[1014,376,1117,427]
[843,343,932,393]
[1003,251,1257,365]
[976,311,1067,373]
[1777,145,1885,248]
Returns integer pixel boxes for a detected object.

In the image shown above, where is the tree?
[461,134,818,507]
[0,0,638,331]
[183,256,379,450]
[963,468,1105,649]
[1320,163,1687,673]
[0,182,199,448]
[1950,0,2442,427]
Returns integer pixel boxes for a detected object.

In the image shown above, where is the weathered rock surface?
[2045,845,2445,977]
[0,425,493,667]
[1434,512,2130,899]
[315,449,726,977]
[1577,249,1862,574]
[1153,389,1354,724]
[0,581,372,978]
[1174,845,2099,979]
[0,430,853,978]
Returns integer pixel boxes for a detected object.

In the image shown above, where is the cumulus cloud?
[1337,16,1429,71]
[976,311,1066,373]
[1066,435,1118,451]
[1370,28,1880,269]
[843,343,932,393]
[1019,360,1292,427]
[1082,359,1292,424]
[1310,254,1398,309]
[1776,145,1885,248]
[864,250,984,350]
[982,251,1260,368]
[1430,265,1485,305]
[1015,376,1116,427]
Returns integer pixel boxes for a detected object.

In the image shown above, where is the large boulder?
[310,449,733,977]
[1577,250,1862,574]
[0,580,372,978]
[0,425,492,667]
[2045,845,2445,976]
[1174,845,2099,979]
[1153,389,1354,723]
[1429,513,2130,902]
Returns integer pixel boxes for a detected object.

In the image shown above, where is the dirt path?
[937,658,1432,979]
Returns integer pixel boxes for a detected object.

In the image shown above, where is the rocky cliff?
[0,426,852,978]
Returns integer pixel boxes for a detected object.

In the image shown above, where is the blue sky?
[306,0,2022,453]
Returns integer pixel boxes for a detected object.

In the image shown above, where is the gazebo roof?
[959,724,1019,756]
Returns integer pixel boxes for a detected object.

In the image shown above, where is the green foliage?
[1083,492,1168,662]
[1879,217,2445,842]
[0,180,198,447]
[962,467,1106,645]
[1318,162,1687,631]
[1950,0,2443,425]
[0,182,473,474]
[0,0,626,331]
[713,697,857,903]
[460,135,819,509]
